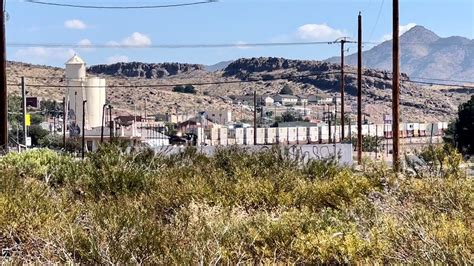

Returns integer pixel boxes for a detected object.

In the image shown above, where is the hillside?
[6,57,472,122]
[327,26,474,81]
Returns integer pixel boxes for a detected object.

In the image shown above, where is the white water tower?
[65,55,106,130]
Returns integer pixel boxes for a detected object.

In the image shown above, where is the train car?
[256,128,266,145]
[320,125,329,143]
[266,128,277,145]
[235,128,244,145]
[277,127,288,144]
[244,128,254,145]
[297,127,308,144]
[376,124,385,137]
[419,123,428,137]
[308,127,319,143]
[288,127,298,144]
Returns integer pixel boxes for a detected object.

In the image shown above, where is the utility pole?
[392,0,401,171]
[0,0,7,151]
[253,91,257,145]
[101,104,107,143]
[21,77,27,147]
[109,105,113,140]
[357,12,363,164]
[334,37,355,142]
[63,97,66,149]
[81,100,87,160]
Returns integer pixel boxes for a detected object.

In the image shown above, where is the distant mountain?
[88,62,205,78]
[327,26,474,81]
[205,60,233,72]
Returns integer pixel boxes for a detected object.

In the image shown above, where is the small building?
[206,110,232,125]
[264,96,274,106]
[273,94,298,106]
[296,95,308,106]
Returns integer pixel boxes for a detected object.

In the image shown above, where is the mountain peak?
[401,25,440,43]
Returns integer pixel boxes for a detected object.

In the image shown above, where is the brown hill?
[6,57,472,123]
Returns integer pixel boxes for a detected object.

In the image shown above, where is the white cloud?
[64,19,87,30]
[78,39,92,46]
[14,47,76,65]
[382,23,417,41]
[78,39,93,52]
[121,32,151,47]
[296,24,346,41]
[236,41,250,50]
[107,55,130,64]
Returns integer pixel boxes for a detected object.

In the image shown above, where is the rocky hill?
[327,26,474,81]
[6,57,472,123]
[88,62,206,79]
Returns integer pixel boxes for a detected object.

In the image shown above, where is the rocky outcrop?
[223,57,410,95]
[88,62,206,79]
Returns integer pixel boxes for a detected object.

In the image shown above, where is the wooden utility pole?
[21,77,27,147]
[81,100,87,160]
[253,91,257,145]
[357,13,363,164]
[340,39,346,141]
[334,37,355,142]
[0,1,7,151]
[392,0,401,171]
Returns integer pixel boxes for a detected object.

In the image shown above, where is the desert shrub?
[406,144,464,179]
[0,149,77,187]
[0,145,472,264]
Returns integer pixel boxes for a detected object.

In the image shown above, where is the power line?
[7,41,341,49]
[368,0,385,42]
[25,0,218,9]
[7,71,341,88]
[9,71,474,89]
[9,40,473,50]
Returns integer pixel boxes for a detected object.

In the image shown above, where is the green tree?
[173,85,196,94]
[28,125,50,146]
[445,95,474,154]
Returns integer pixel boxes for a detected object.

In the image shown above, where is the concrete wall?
[153,144,354,166]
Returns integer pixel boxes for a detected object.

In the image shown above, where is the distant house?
[263,96,274,106]
[273,94,298,106]
[297,95,308,106]
[206,110,232,125]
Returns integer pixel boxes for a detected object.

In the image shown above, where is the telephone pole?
[357,12,363,164]
[392,0,401,171]
[334,37,355,142]
[21,77,27,147]
[81,100,87,160]
[0,1,8,151]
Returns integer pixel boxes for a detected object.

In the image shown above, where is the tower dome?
[65,54,86,80]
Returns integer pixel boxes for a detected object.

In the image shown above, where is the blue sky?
[6,0,474,66]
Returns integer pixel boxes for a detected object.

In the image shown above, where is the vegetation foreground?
[0,145,472,264]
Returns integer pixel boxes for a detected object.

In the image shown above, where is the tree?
[279,84,294,95]
[445,95,474,155]
[28,125,50,146]
[173,85,196,94]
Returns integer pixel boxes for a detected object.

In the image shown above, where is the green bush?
[0,145,472,264]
